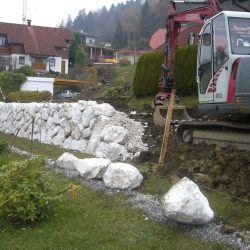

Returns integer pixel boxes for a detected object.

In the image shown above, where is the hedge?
[7,91,52,103]
[0,72,26,97]
[133,51,164,97]
[173,46,198,96]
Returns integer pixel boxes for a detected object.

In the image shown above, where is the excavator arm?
[164,0,222,86]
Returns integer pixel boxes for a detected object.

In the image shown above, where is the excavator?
[153,0,250,150]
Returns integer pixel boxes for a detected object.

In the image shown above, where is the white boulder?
[103,163,143,190]
[55,152,78,170]
[94,103,115,117]
[162,177,214,225]
[101,125,127,144]
[75,158,111,179]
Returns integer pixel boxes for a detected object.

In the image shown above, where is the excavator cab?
[198,11,250,114]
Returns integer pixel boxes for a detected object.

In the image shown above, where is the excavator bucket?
[153,105,192,127]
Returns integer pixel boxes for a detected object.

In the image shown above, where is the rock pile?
[0,101,147,160]
[55,152,143,190]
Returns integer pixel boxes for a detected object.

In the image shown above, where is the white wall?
[46,57,69,74]
[11,54,69,74]
[11,54,31,69]
[21,77,54,94]
[86,36,96,45]
[0,102,147,161]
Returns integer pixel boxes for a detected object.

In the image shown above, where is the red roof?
[150,25,202,51]
[0,22,74,56]
[149,28,166,50]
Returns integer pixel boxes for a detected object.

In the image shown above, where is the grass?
[0,156,230,250]
[113,65,136,84]
[0,133,249,248]
[180,96,199,109]
[127,96,153,110]
[0,132,90,160]
[0,151,27,166]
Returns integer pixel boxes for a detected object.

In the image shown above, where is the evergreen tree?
[139,0,154,39]
[69,33,87,67]
[66,15,73,29]
[73,9,87,32]
[112,19,125,49]
[59,19,65,28]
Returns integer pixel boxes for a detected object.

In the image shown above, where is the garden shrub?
[0,141,8,154]
[133,51,164,97]
[116,76,126,85]
[119,58,131,67]
[16,65,36,76]
[173,46,198,96]
[0,72,26,97]
[0,159,64,222]
[96,65,115,81]
[7,91,52,102]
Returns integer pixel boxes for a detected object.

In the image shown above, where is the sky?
[0,0,128,27]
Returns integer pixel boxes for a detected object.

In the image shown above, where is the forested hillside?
[60,0,240,50]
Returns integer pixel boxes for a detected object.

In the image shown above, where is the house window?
[19,56,25,65]
[0,35,6,46]
[49,58,56,67]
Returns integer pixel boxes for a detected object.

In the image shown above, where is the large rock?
[101,125,127,144]
[103,163,143,190]
[55,152,79,170]
[94,103,115,117]
[162,177,214,225]
[75,158,111,179]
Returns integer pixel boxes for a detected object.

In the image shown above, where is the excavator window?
[213,14,229,72]
[199,24,213,94]
[229,17,250,55]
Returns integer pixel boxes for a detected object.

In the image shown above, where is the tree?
[69,33,87,67]
[75,45,87,67]
[59,19,65,28]
[112,19,126,49]
[66,15,73,29]
[139,0,154,39]
[73,9,87,32]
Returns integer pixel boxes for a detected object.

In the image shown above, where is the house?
[149,25,202,51]
[0,21,74,73]
[78,31,116,62]
[79,31,96,46]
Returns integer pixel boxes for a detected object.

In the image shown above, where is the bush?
[0,159,64,222]
[133,51,164,97]
[173,46,198,96]
[119,58,131,67]
[0,72,26,97]
[0,141,8,154]
[16,65,36,76]
[96,65,115,81]
[7,91,52,102]
[116,76,127,85]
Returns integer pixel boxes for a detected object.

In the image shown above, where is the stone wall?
[0,101,147,160]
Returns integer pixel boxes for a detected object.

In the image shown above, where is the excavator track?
[176,120,250,150]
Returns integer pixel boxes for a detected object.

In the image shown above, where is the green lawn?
[0,164,227,250]
[0,133,249,249]
[0,132,90,160]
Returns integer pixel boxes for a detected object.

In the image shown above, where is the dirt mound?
[130,107,250,202]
